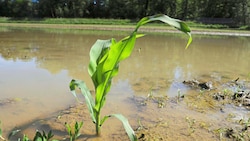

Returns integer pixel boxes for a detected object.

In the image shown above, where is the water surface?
[0,28,250,139]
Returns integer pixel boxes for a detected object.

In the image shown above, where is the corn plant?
[69,14,192,141]
[8,129,57,141]
[65,121,83,141]
[33,130,55,141]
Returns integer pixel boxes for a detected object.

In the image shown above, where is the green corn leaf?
[75,121,83,138]
[75,122,79,131]
[88,39,112,76]
[94,33,144,111]
[136,14,192,49]
[104,114,137,141]
[0,121,2,136]
[0,126,5,141]
[47,130,54,140]
[103,33,137,71]
[33,131,43,141]
[100,115,110,126]
[42,131,46,139]
[22,135,29,141]
[65,122,72,136]
[185,32,192,49]
[88,39,113,88]
[69,79,96,123]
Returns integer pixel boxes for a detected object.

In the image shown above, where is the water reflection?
[0,28,250,133]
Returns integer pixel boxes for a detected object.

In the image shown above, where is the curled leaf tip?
[185,32,192,49]
[69,79,76,91]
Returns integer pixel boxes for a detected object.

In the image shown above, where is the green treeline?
[0,0,250,27]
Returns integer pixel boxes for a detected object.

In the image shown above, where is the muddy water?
[0,28,250,140]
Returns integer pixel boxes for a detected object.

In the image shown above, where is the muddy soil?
[5,78,250,141]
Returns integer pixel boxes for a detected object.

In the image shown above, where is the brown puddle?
[0,27,250,140]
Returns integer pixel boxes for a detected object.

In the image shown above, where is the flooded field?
[0,27,250,140]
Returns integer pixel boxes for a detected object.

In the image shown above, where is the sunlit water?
[0,28,250,139]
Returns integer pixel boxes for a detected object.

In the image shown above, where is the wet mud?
[5,77,250,141]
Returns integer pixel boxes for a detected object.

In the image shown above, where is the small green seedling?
[0,121,6,141]
[65,121,83,141]
[33,130,56,141]
[21,134,29,141]
[69,14,192,141]
[8,129,57,141]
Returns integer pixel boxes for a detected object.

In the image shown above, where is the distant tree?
[106,0,127,18]
[142,0,178,18]
[137,0,149,17]
[63,0,88,17]
[202,0,235,18]
[0,0,13,17]
[37,0,56,17]
[0,0,249,27]
[11,0,32,17]
[233,0,250,26]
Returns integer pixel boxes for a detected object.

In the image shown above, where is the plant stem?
[95,111,101,136]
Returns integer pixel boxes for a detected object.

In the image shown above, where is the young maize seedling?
[70,14,192,141]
